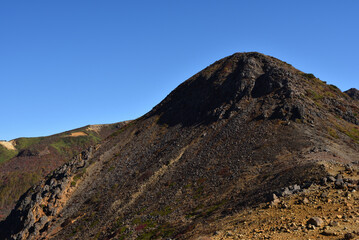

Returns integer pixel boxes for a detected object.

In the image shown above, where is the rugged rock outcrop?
[345,88,359,101]
[1,52,359,239]
[1,147,94,239]
[151,52,307,127]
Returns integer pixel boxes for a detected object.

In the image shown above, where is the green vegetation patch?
[301,73,316,79]
[70,169,86,187]
[15,137,42,150]
[0,171,41,208]
[344,127,359,142]
[50,135,99,156]
[83,130,101,142]
[335,123,359,143]
[186,200,227,220]
[150,206,173,217]
[327,127,339,139]
[0,145,18,164]
[137,223,175,240]
[306,89,324,101]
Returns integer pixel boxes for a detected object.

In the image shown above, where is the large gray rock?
[307,217,324,227]
[292,184,301,193]
[281,187,292,196]
[327,176,336,182]
[335,174,345,189]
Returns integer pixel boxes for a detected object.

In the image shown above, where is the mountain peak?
[345,88,359,100]
[1,53,359,240]
[150,52,306,126]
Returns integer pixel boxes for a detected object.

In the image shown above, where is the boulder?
[281,187,292,196]
[307,217,324,227]
[292,184,301,192]
[327,176,336,182]
[321,177,327,185]
[335,174,345,189]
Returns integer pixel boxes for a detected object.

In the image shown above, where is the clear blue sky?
[1,1,358,140]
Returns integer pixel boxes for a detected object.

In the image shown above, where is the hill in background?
[0,122,128,219]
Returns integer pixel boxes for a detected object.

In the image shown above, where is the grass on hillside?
[0,145,18,164]
[0,171,41,208]
[0,130,106,220]
[50,135,101,156]
[15,137,42,150]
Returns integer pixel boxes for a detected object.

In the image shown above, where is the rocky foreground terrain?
[0,52,359,239]
[197,162,359,240]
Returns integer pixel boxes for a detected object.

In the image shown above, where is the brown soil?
[66,132,88,137]
[196,164,359,240]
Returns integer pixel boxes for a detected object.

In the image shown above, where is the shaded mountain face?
[345,88,359,101]
[1,52,359,240]
[152,52,303,126]
[0,122,128,220]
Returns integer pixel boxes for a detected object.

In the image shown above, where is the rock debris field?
[200,163,359,240]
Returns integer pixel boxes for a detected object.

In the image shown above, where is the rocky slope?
[345,88,359,101]
[0,122,128,220]
[201,162,359,240]
[1,52,359,239]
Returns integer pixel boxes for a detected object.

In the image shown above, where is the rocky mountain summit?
[345,88,359,101]
[1,52,358,239]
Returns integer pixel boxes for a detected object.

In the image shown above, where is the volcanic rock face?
[151,52,306,126]
[345,88,359,101]
[3,148,93,239]
[1,52,359,240]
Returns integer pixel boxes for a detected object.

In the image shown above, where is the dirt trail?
[113,145,189,212]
